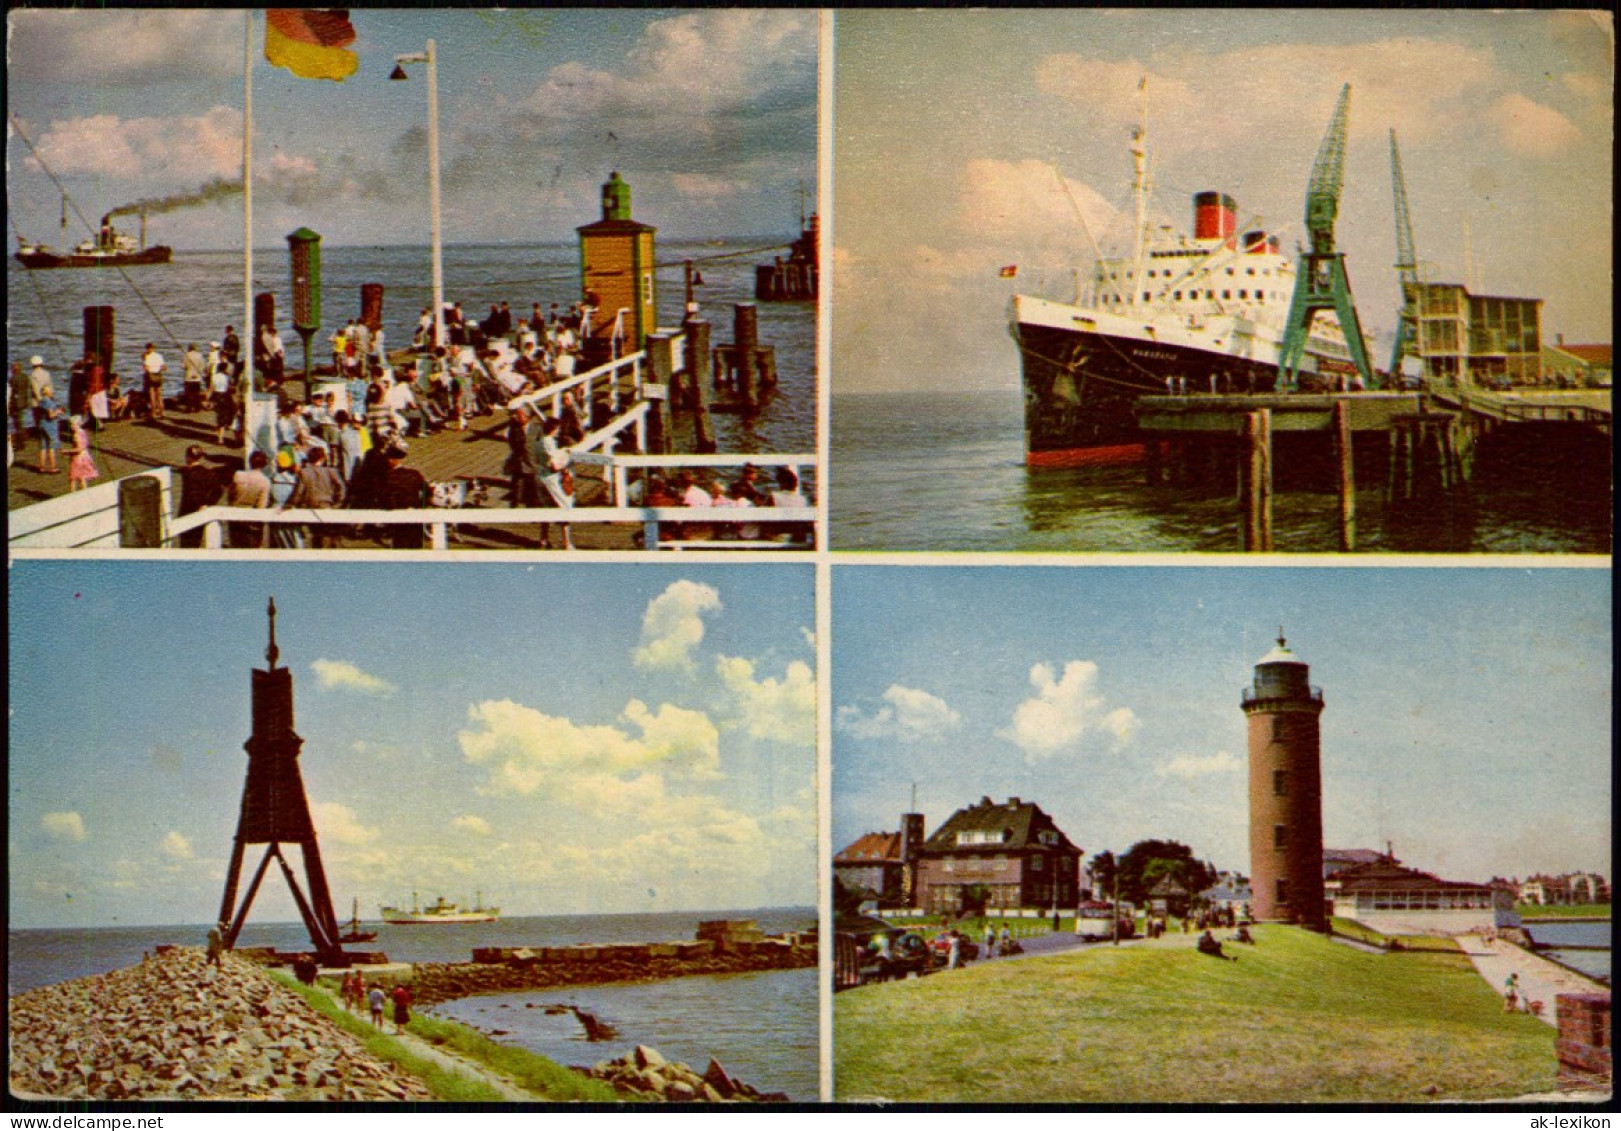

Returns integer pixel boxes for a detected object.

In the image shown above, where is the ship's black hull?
[1015,320,1280,467]
[15,246,173,269]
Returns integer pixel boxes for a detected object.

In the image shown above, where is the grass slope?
[835,925,1555,1103]
[273,973,619,1102]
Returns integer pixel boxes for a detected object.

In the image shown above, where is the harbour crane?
[1387,129,1422,379]
[1278,83,1377,390]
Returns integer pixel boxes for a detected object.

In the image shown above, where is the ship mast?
[1127,76,1151,310]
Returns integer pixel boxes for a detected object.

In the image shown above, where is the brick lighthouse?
[1242,633,1326,930]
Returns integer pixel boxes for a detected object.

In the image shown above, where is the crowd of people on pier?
[11,292,812,550]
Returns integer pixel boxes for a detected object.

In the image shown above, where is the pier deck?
[1135,392,1422,434]
[10,402,623,550]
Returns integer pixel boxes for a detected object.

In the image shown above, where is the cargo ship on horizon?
[380,893,501,925]
[15,212,172,270]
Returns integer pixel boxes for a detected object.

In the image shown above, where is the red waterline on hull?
[1027,443,1148,469]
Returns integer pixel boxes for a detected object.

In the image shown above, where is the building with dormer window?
[913,796,1081,915]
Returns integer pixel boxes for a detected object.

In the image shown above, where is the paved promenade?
[1458,934,1607,1029]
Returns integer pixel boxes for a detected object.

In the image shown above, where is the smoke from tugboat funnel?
[104,175,245,223]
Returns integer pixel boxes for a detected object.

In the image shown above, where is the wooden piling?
[83,306,115,372]
[644,330,677,456]
[360,283,385,333]
[1241,409,1273,552]
[1333,399,1356,552]
[734,302,759,409]
[683,316,716,454]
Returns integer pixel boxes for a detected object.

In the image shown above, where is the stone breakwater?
[580,1044,789,1103]
[8,948,434,1102]
[407,937,816,1008]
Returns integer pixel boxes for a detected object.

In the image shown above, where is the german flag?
[265,9,358,82]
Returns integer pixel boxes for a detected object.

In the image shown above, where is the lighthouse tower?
[1242,633,1327,930]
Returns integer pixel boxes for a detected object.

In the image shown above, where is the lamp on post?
[390,39,445,355]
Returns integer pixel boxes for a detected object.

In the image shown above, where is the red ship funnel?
[1194,192,1237,244]
[1243,230,1271,254]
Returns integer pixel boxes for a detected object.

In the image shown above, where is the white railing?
[569,452,818,507]
[505,347,659,420]
[8,467,174,549]
[161,503,817,552]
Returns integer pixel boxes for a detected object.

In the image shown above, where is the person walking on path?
[391,983,413,1034]
[368,984,387,1029]
[1503,971,1521,1012]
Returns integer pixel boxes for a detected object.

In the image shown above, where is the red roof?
[1332,859,1491,894]
[834,831,903,865]
[1559,344,1612,366]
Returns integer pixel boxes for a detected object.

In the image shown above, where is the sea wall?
[408,936,815,1008]
[8,947,434,1101]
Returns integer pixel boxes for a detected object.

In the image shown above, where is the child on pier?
[67,415,99,491]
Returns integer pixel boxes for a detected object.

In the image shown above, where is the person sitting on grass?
[1197,929,1237,961]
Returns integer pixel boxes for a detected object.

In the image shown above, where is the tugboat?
[380,891,501,925]
[755,206,818,302]
[339,897,377,944]
[15,210,172,269]
[1009,84,1362,467]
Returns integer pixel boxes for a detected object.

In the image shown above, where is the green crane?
[1387,129,1422,378]
[1278,83,1376,390]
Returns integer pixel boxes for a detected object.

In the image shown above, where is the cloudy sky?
[6,9,817,249]
[9,561,816,929]
[833,566,1611,886]
[833,10,1614,393]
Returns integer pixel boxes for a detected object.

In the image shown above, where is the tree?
[1116,839,1217,907]
[1088,850,1117,902]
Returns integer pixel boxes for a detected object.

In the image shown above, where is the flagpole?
[427,39,445,352]
[243,10,254,464]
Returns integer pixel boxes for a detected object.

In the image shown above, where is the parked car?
[835,913,935,986]
[928,929,980,964]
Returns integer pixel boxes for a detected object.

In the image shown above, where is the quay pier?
[1131,387,1611,551]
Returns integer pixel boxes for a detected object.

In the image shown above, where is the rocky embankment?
[409,940,815,1008]
[8,948,434,1101]
[579,1045,789,1103]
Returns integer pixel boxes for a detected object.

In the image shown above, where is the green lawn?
[1517,903,1611,919]
[835,925,1555,1103]
[1330,917,1461,952]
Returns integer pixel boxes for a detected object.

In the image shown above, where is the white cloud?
[451,815,492,837]
[458,697,722,796]
[311,658,397,696]
[716,656,817,746]
[633,580,723,672]
[41,812,86,843]
[313,802,380,846]
[999,660,1139,761]
[837,684,961,742]
[1157,750,1245,780]
[955,158,1121,248]
[30,107,243,181]
[1485,92,1582,157]
[671,172,748,201]
[161,831,194,859]
[8,11,239,85]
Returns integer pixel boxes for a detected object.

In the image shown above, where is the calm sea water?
[433,967,817,1100]
[832,392,1610,553]
[1524,920,1612,982]
[6,239,814,456]
[8,905,817,1098]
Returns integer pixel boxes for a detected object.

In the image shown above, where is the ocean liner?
[1009,94,1364,467]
